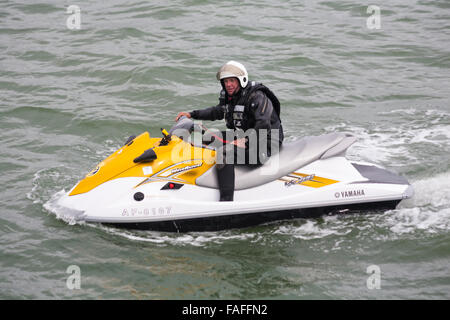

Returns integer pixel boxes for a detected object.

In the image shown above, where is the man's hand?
[232,138,247,148]
[175,112,191,122]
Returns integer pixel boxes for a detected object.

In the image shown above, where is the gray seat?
[195,132,356,190]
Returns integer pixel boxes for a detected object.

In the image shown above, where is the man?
[175,61,283,201]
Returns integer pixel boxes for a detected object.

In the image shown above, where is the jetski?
[56,117,413,232]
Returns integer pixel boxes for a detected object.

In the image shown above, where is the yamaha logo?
[336,190,365,198]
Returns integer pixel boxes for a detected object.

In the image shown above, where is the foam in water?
[27,167,63,204]
[380,172,450,234]
[43,190,86,226]
[273,217,352,240]
[323,123,411,164]
[324,108,450,166]
[409,125,450,145]
[98,227,257,247]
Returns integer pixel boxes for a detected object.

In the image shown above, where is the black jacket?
[190,82,283,146]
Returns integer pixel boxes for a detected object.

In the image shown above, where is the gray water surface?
[1,0,449,299]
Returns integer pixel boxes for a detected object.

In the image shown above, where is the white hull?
[57,157,413,231]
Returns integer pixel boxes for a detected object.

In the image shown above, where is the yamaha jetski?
[56,117,413,232]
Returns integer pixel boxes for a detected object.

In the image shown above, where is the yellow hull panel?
[69,132,215,195]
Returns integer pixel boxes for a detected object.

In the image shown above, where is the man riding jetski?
[53,63,413,232]
[175,61,283,201]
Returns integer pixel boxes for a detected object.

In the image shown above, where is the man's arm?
[190,104,225,121]
[250,90,273,131]
[175,104,224,122]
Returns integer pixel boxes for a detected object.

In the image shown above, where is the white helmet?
[216,61,248,88]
